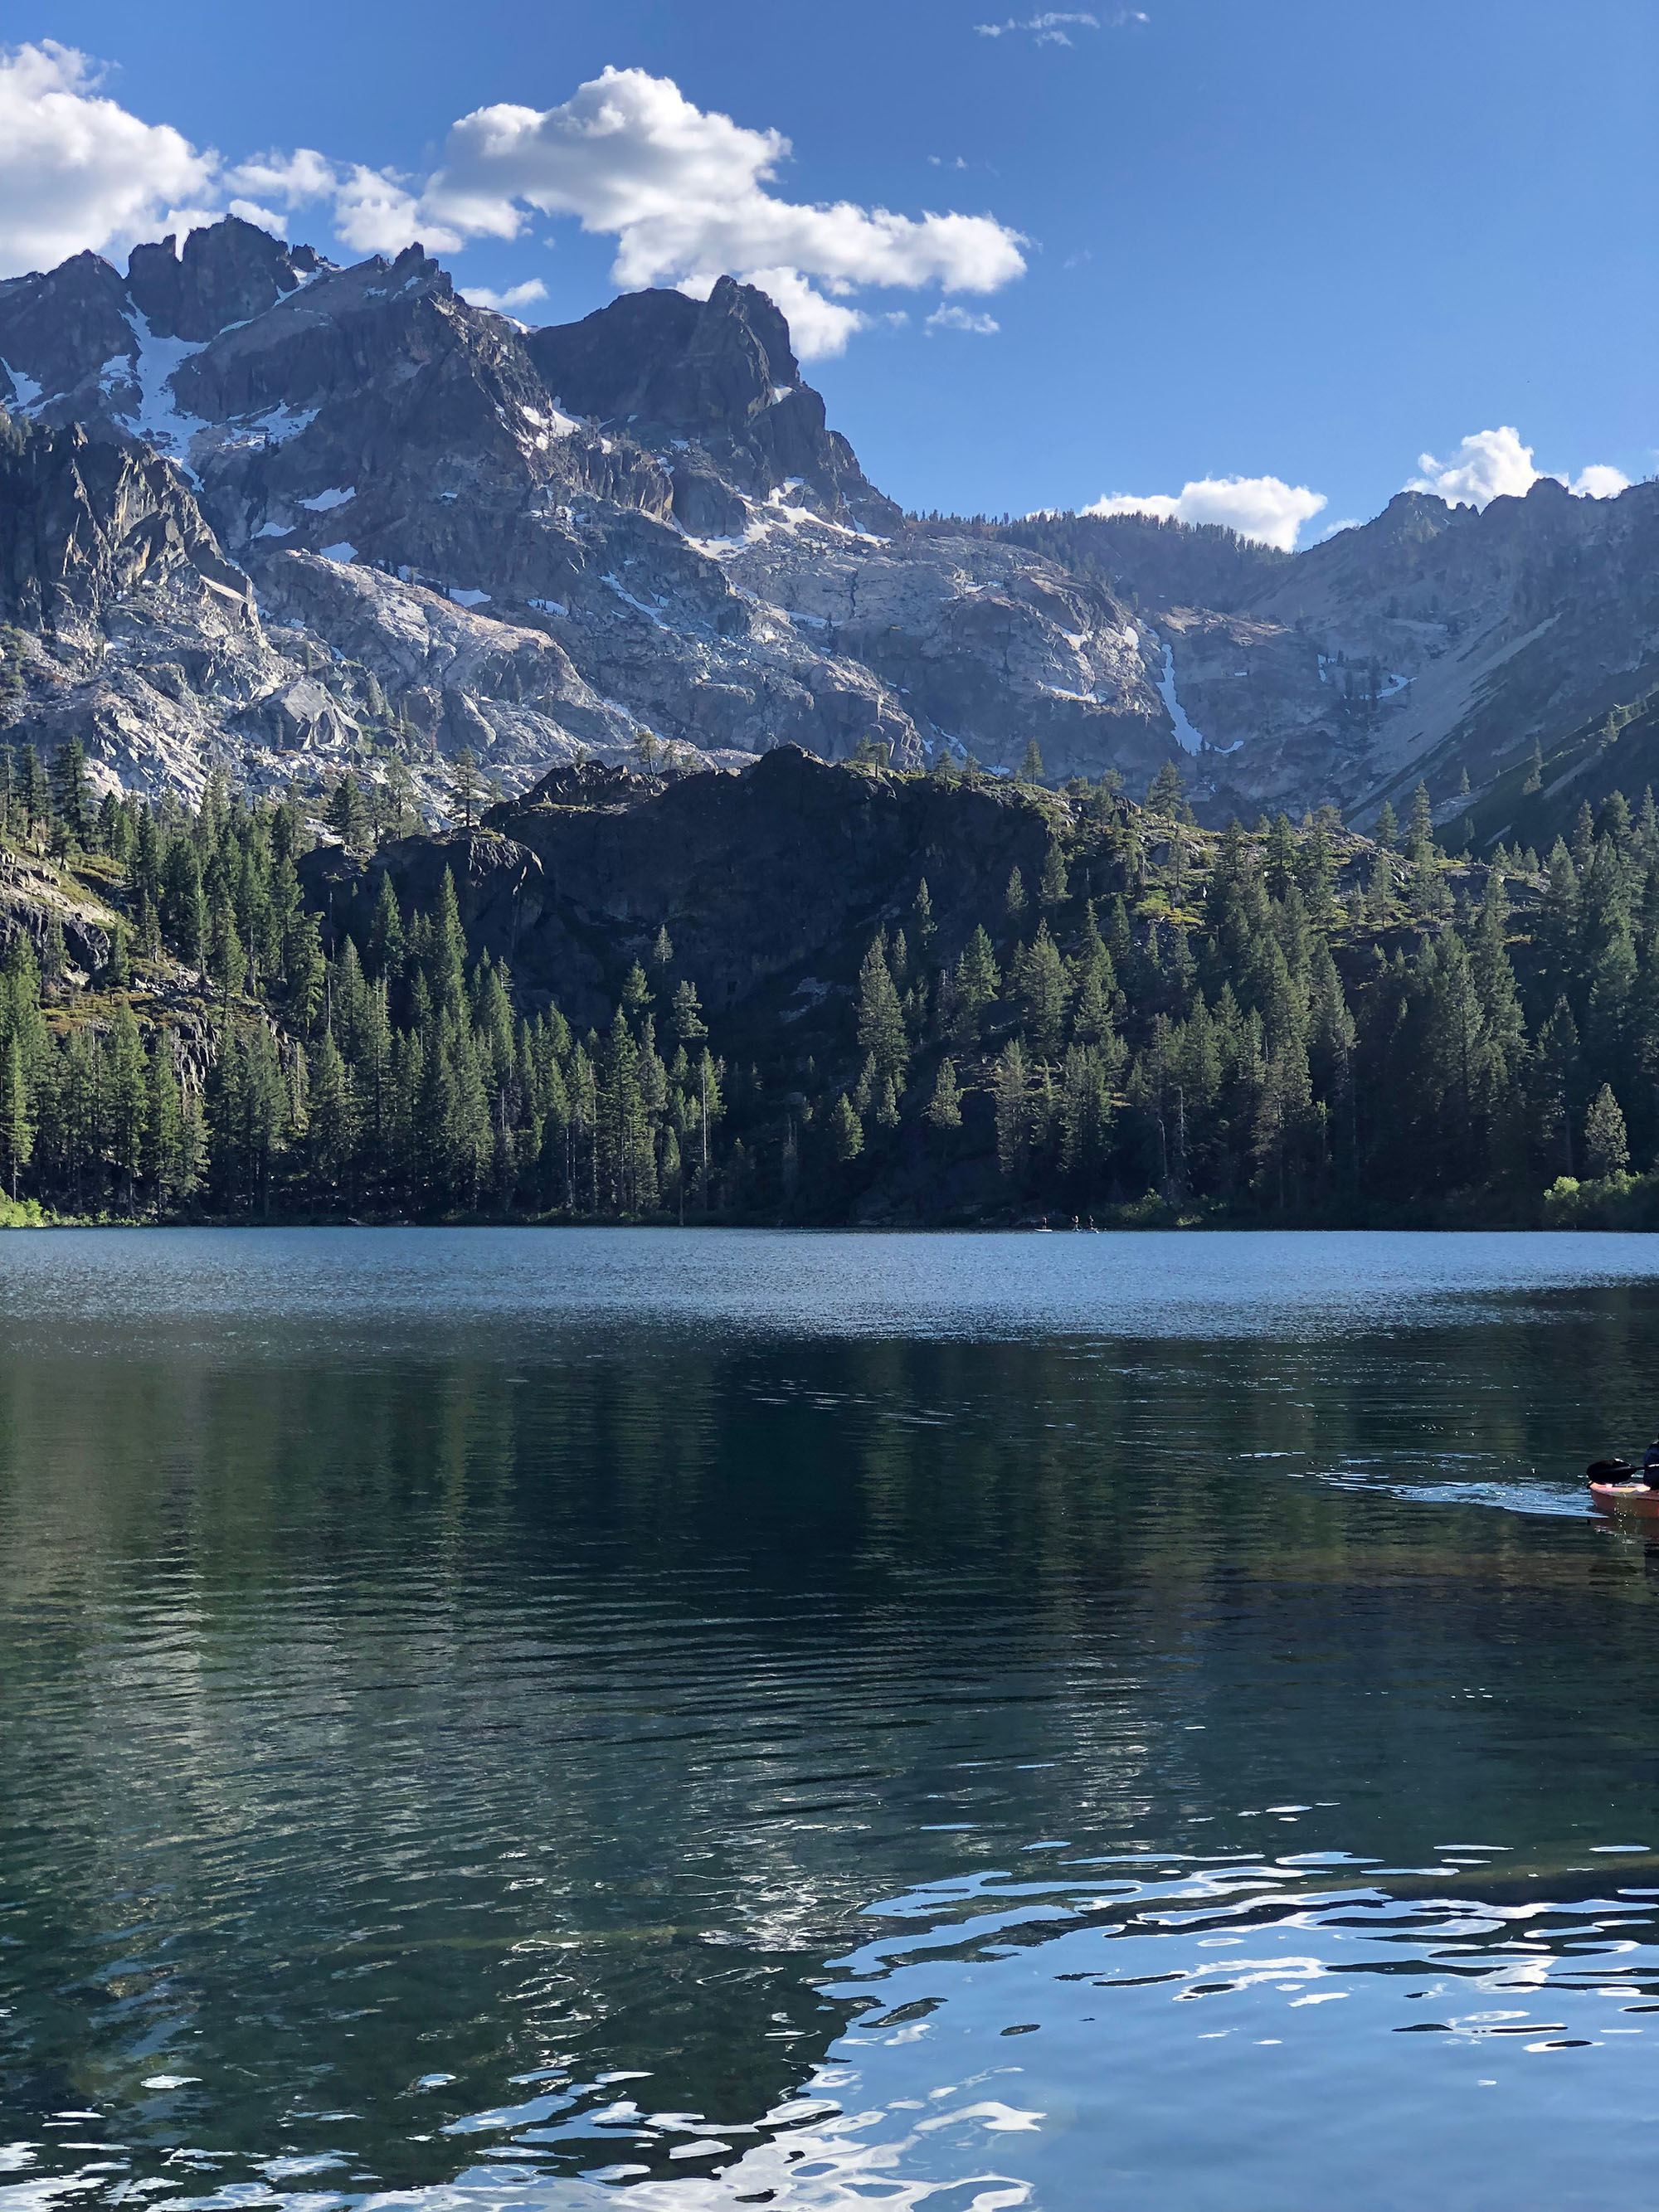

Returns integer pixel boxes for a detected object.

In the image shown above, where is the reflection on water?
[2,1231,1659,2209]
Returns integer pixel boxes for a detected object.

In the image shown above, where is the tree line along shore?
[1,737,1657,1230]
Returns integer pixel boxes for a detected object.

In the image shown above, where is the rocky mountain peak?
[126,216,327,343]
[22,210,1647,839]
[525,275,797,437]
[0,405,252,627]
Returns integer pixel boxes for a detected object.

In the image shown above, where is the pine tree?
[1374,800,1398,853]
[430,869,467,1018]
[367,872,405,980]
[912,878,937,957]
[161,837,207,965]
[104,919,130,989]
[1005,867,1028,924]
[142,1035,192,1216]
[105,1003,147,1212]
[1039,840,1068,909]
[925,1057,962,1129]
[450,749,482,831]
[0,1031,32,1199]
[670,978,707,1050]
[855,936,908,1084]
[1019,739,1044,785]
[1584,1084,1629,1179]
[830,1092,863,1160]
[1264,813,1297,901]
[51,737,90,849]
[950,926,1001,1042]
[1019,921,1068,1059]
[992,1037,1029,1179]
[1147,759,1186,817]
[307,1029,356,1205]
[327,771,371,855]
[1406,782,1435,863]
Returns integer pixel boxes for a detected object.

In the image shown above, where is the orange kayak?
[1590,1482,1659,1515]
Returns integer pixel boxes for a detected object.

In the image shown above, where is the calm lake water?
[6,1229,1659,2210]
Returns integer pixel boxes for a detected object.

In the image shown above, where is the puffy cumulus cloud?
[1572,462,1632,499]
[0,53,1025,359]
[704,265,866,357]
[1084,474,1328,552]
[411,68,1026,355]
[1407,425,1630,508]
[459,278,549,313]
[926,303,1000,334]
[0,41,216,278]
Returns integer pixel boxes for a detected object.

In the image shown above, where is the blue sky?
[4,0,1653,542]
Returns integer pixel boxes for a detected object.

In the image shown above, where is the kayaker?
[1644,1442,1659,1489]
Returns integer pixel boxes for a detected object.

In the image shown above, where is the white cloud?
[226,198,283,231]
[0,51,1025,359]
[412,68,1026,355]
[1571,462,1632,499]
[926,304,1000,335]
[977,12,1093,42]
[1084,474,1328,552]
[975,9,1145,39]
[223,147,336,208]
[1407,425,1630,508]
[459,278,549,313]
[705,265,866,357]
[331,163,462,256]
[0,41,216,278]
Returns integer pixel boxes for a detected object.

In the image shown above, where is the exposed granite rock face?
[0,217,1165,800]
[0,408,252,625]
[526,278,903,533]
[0,847,113,975]
[126,216,323,343]
[5,211,1650,829]
[1014,482,1659,825]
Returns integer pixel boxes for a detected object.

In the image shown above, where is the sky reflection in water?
[3,1230,1659,2210]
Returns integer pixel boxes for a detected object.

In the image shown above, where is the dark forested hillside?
[2,737,1658,1230]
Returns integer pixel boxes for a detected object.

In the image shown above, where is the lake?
[4,1228,1659,2210]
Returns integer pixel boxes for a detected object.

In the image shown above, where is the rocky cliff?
[0,217,1165,807]
[996,482,1659,834]
[0,212,1652,839]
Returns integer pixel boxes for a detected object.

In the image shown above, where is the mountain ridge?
[0,212,1652,845]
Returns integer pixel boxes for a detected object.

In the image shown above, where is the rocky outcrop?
[5,211,1651,830]
[0,407,252,625]
[125,216,323,343]
[526,278,903,533]
[1012,481,1659,827]
[0,217,1169,799]
[0,847,113,975]
[304,744,1075,1034]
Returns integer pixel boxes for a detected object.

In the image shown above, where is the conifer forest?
[2,733,1657,1231]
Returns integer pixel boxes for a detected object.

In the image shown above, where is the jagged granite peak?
[0,215,1203,804]
[527,277,796,436]
[126,216,327,343]
[0,405,251,625]
[0,249,135,427]
[524,275,898,535]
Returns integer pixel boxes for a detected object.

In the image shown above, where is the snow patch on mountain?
[117,315,210,478]
[1154,637,1207,756]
